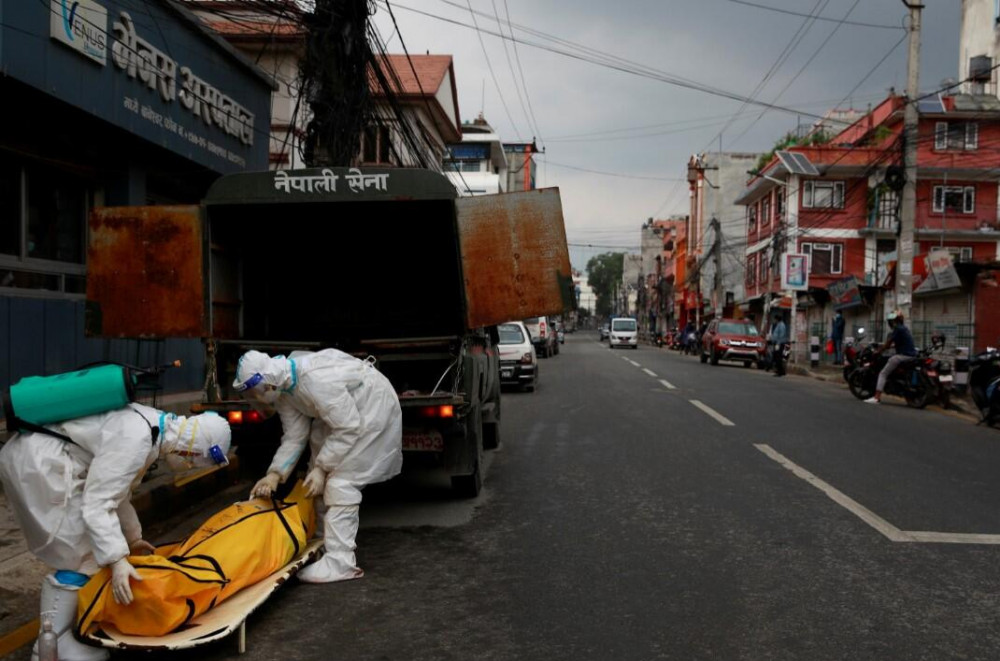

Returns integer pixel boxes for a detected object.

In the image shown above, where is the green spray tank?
[2,361,181,432]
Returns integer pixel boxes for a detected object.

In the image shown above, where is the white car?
[498,321,538,391]
[609,317,638,349]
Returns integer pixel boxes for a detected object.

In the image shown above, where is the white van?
[609,317,638,349]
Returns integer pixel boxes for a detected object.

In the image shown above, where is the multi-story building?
[185,0,308,169]
[959,0,1000,97]
[737,93,1000,356]
[0,0,272,394]
[687,152,762,321]
[444,115,508,196]
[504,141,539,192]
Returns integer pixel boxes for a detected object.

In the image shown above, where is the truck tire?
[451,406,483,498]
[483,419,500,450]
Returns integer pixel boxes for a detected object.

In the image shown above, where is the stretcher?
[81,539,323,654]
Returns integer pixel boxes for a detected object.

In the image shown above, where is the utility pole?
[896,1,924,319]
[712,217,723,319]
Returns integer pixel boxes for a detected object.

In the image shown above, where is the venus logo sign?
[50,0,108,65]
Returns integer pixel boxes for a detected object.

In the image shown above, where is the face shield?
[233,351,291,405]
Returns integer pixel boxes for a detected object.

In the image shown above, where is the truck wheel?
[483,419,500,450]
[451,407,483,498]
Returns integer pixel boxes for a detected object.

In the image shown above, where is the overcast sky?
[372,1,960,271]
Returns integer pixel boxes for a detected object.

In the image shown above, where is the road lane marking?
[754,444,1000,545]
[689,400,735,426]
[642,368,658,377]
[627,359,640,367]
[658,379,677,390]
[754,444,907,541]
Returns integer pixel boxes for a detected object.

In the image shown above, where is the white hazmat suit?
[0,404,231,661]
[234,349,402,583]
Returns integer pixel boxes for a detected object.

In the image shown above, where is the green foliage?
[750,129,833,176]
[586,252,625,317]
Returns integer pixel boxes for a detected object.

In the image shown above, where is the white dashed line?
[689,400,735,426]
[642,368,658,378]
[658,379,677,390]
[627,359,640,367]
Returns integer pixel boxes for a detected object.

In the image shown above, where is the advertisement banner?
[827,275,863,310]
[914,249,962,295]
[781,253,810,291]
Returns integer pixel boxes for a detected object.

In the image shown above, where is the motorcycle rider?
[864,310,918,404]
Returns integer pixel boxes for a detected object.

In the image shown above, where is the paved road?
[102,332,1000,660]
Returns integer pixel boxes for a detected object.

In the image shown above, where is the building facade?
[184,0,308,169]
[738,93,1000,357]
[687,152,761,321]
[504,141,539,192]
[444,115,508,196]
[0,0,272,394]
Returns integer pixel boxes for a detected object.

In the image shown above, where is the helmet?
[887,309,903,325]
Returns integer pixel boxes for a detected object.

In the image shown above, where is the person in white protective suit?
[0,404,231,661]
[233,349,402,583]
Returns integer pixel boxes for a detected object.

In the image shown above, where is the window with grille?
[932,185,975,214]
[762,196,771,226]
[801,243,843,275]
[747,204,757,231]
[934,122,978,151]
[747,254,756,286]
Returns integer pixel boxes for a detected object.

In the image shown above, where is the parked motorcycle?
[842,328,866,382]
[920,333,953,410]
[969,346,1000,425]
[848,345,932,408]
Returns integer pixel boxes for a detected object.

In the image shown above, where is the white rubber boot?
[31,575,109,661]
[297,504,364,583]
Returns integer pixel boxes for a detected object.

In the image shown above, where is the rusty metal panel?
[87,206,208,338]
[456,189,573,329]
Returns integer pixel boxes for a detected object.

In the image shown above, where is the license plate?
[402,429,444,452]
[501,369,513,378]
[939,374,954,383]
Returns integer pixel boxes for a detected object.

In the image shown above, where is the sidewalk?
[789,361,981,419]
[0,452,245,657]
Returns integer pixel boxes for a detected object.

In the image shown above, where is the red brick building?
[737,93,1000,354]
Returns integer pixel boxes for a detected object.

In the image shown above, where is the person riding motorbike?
[864,310,918,404]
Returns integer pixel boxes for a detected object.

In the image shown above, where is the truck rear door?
[456,188,573,329]
[86,206,209,338]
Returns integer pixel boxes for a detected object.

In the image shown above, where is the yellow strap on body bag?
[77,481,315,637]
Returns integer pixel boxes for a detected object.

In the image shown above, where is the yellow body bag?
[77,482,316,637]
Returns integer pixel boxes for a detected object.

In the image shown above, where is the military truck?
[85,167,572,497]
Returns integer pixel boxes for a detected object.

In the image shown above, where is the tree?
[587,252,625,318]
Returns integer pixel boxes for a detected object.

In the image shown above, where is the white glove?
[251,471,281,499]
[128,539,156,556]
[111,558,142,605]
[303,466,327,498]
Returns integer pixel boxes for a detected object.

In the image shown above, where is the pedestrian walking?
[831,310,846,365]
[769,313,789,377]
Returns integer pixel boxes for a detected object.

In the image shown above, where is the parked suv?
[700,318,765,367]
[498,321,538,391]
[609,317,638,349]
[523,316,558,358]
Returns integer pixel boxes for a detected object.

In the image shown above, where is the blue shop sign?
[1,0,273,173]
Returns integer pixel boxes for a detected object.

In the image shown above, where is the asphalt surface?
[19,332,1000,661]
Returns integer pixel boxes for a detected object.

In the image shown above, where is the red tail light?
[419,405,455,418]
